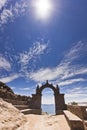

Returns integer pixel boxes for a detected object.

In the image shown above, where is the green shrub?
[71,101,78,105]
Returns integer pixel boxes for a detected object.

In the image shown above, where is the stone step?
[20,109,41,115]
[14,105,29,110]
[64,110,84,130]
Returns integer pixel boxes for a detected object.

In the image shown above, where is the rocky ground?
[0,98,70,130]
[0,98,26,130]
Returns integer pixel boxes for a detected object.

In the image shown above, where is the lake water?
[42,104,55,115]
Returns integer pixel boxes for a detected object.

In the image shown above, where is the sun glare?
[34,0,52,19]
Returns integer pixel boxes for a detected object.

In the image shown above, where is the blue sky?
[0,0,87,104]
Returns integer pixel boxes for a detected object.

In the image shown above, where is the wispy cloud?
[0,0,28,26]
[0,8,13,25]
[0,0,7,10]
[19,41,48,73]
[66,86,87,94]
[0,73,20,83]
[59,78,87,86]
[63,41,84,63]
[29,41,87,87]
[65,86,87,103]
[0,41,87,86]
[0,41,48,83]
[30,67,60,81]
[19,87,30,91]
[0,54,11,71]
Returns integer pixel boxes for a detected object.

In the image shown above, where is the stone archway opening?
[41,88,55,115]
[28,81,66,115]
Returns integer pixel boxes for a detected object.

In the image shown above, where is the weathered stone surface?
[28,81,66,115]
[67,105,87,120]
[64,110,85,130]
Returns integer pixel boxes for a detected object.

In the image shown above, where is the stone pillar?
[55,94,66,115]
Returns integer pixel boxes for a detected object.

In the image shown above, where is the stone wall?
[67,105,87,120]
[3,99,28,105]
[0,81,31,110]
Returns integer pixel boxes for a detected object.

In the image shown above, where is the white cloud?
[20,42,47,63]
[0,41,48,83]
[65,93,87,103]
[0,74,20,83]
[0,55,11,71]
[0,9,13,24]
[65,86,87,103]
[66,86,87,95]
[58,78,87,86]
[61,67,87,81]
[13,1,28,15]
[10,86,16,90]
[0,0,28,26]
[0,0,6,10]
[19,42,48,73]
[19,87,30,91]
[29,41,87,86]
[30,66,64,82]
[63,41,84,62]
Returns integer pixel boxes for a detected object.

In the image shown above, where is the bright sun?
[34,0,52,19]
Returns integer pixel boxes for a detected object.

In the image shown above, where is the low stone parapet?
[64,110,84,130]
[67,105,87,120]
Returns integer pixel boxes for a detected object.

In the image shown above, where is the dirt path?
[17,114,70,130]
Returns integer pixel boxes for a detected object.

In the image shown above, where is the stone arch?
[36,80,59,95]
[29,81,66,115]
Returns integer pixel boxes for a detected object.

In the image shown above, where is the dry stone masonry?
[28,80,66,114]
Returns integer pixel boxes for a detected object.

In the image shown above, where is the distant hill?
[0,81,30,102]
[0,81,14,94]
[0,81,16,100]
